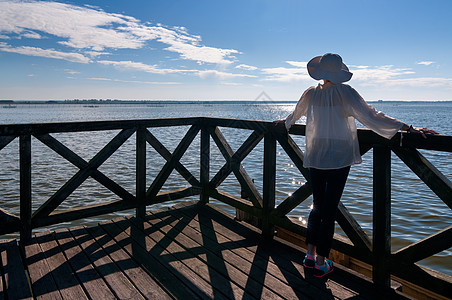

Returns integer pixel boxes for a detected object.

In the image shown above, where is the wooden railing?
[0,117,451,297]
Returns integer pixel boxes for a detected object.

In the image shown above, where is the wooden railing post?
[262,131,276,239]
[136,127,146,219]
[372,144,391,287]
[200,125,210,203]
[19,135,32,244]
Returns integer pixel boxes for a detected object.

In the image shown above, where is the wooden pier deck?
[1,202,408,300]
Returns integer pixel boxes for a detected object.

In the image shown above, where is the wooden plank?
[0,240,33,299]
[196,204,411,299]
[32,199,137,229]
[373,145,392,287]
[170,203,367,299]
[200,126,210,203]
[34,231,87,299]
[121,216,233,300]
[145,129,200,187]
[129,214,256,299]
[53,228,117,299]
[272,183,312,217]
[85,225,172,299]
[33,128,135,220]
[392,146,452,210]
[99,217,216,299]
[136,127,146,219]
[262,132,276,238]
[0,117,202,136]
[20,134,32,243]
[207,188,263,218]
[146,208,321,299]
[146,125,200,199]
[393,225,452,264]
[68,226,145,300]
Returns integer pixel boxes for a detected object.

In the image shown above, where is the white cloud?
[22,31,42,39]
[285,61,307,68]
[235,64,258,71]
[88,77,180,85]
[261,61,311,82]
[0,1,239,64]
[198,70,256,80]
[97,60,196,74]
[381,77,452,88]
[417,61,434,66]
[349,65,414,81]
[0,42,91,63]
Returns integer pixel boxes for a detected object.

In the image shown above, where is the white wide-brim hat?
[307,53,352,84]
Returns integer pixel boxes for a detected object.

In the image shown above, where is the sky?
[1,0,452,101]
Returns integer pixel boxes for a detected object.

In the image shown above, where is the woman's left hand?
[409,126,438,138]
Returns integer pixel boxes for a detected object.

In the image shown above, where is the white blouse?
[285,82,404,169]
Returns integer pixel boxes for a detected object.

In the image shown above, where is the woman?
[275,53,437,278]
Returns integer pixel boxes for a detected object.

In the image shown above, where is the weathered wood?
[98,218,201,299]
[69,226,146,300]
[114,216,228,299]
[272,182,312,217]
[207,188,263,218]
[209,126,263,208]
[0,117,203,136]
[33,231,87,299]
[200,125,210,203]
[0,240,32,299]
[166,204,339,299]
[145,129,200,187]
[136,127,146,219]
[85,225,172,299]
[373,145,392,287]
[144,209,296,299]
[130,214,251,299]
[33,128,135,220]
[146,125,200,200]
[35,133,135,202]
[19,134,32,243]
[54,228,117,299]
[262,132,276,238]
[392,146,452,210]
[32,187,200,229]
[393,225,452,264]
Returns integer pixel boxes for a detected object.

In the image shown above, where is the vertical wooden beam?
[262,132,276,239]
[200,125,210,203]
[136,127,146,219]
[19,135,32,244]
[373,145,391,287]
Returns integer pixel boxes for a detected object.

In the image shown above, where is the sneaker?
[313,259,334,278]
[303,254,315,269]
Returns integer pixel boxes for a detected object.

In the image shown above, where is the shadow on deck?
[1,202,409,299]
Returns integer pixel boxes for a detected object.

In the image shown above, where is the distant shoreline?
[1,99,451,105]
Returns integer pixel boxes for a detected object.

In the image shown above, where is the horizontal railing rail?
[0,117,451,298]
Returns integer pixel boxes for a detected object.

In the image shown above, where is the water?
[1,101,451,276]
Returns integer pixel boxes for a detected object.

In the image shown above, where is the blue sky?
[1,0,452,101]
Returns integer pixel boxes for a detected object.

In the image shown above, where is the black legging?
[306,166,350,257]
